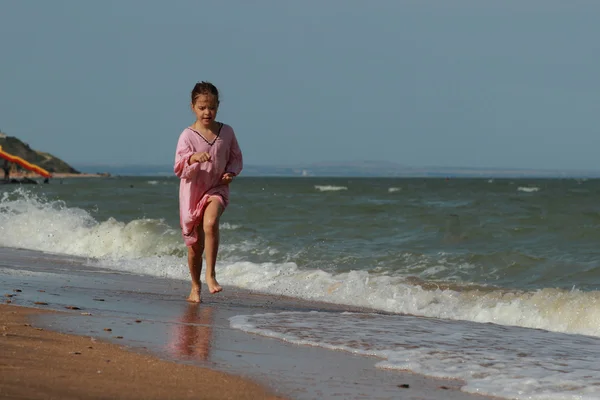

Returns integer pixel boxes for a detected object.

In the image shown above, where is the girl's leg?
[186,226,205,302]
[203,197,224,293]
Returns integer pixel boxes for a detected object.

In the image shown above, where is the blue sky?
[1,1,599,170]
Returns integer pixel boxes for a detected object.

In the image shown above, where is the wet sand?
[0,304,283,400]
[0,246,499,400]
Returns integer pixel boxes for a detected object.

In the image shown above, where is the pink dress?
[174,123,243,246]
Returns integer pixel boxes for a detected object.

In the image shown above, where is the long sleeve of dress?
[174,133,201,180]
[225,133,243,176]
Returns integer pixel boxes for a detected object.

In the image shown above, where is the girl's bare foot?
[186,286,202,303]
[206,277,222,294]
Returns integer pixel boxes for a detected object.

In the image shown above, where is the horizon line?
[72,162,600,174]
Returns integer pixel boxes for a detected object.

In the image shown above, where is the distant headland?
[0,132,109,183]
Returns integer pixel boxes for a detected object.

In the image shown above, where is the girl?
[174,82,243,303]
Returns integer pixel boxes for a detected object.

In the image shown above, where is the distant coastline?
[74,161,600,179]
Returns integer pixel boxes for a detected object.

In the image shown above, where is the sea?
[2,176,600,400]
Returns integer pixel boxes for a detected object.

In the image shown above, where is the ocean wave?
[518,186,540,193]
[314,185,348,192]
[216,261,600,338]
[0,188,183,258]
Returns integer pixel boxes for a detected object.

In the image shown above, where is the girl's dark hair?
[191,81,219,104]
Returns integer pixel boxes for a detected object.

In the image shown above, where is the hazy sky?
[1,1,599,170]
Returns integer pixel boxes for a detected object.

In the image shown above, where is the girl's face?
[191,94,219,128]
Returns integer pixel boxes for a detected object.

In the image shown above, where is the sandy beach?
[0,304,284,400]
[0,246,500,400]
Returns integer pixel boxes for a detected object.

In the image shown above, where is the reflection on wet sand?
[170,303,214,360]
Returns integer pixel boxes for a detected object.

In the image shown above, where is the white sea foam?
[230,311,600,400]
[518,186,540,192]
[146,180,172,185]
[220,222,241,230]
[314,185,347,192]
[0,188,183,258]
[215,262,600,338]
[388,187,401,193]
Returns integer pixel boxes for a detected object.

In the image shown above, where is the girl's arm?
[224,132,243,177]
[174,133,201,179]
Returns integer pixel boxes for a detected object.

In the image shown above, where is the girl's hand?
[220,173,235,185]
[189,152,211,164]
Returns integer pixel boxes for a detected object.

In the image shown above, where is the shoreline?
[0,304,285,400]
[1,246,501,400]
